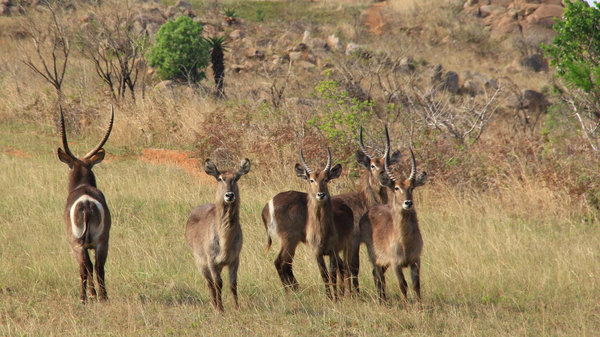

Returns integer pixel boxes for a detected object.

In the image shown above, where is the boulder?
[523,89,550,113]
[288,51,303,61]
[519,54,548,72]
[506,89,550,113]
[230,29,245,40]
[489,13,521,39]
[479,5,507,18]
[432,64,443,84]
[175,0,192,10]
[489,0,511,6]
[246,48,265,60]
[277,31,297,48]
[396,57,416,74]
[462,80,484,97]
[525,4,564,29]
[155,80,174,92]
[327,35,342,51]
[297,60,316,70]
[311,37,328,50]
[345,43,360,56]
[442,70,460,94]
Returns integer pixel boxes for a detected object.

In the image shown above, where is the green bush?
[148,16,209,83]
[543,1,600,97]
[307,76,374,154]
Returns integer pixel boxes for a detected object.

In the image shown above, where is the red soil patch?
[137,148,212,183]
[363,1,388,35]
[3,147,31,157]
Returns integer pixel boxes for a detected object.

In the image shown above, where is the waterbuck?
[355,128,427,302]
[185,158,251,312]
[294,148,354,299]
[261,128,400,292]
[58,106,113,303]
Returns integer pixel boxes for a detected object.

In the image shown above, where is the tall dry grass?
[1,122,599,335]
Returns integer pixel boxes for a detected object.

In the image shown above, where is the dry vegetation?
[0,0,599,335]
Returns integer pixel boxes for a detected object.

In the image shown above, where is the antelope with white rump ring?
[58,106,113,303]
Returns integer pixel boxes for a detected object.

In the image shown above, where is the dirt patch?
[137,148,212,183]
[3,147,31,157]
[363,1,388,35]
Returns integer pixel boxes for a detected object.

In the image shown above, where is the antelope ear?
[204,159,220,179]
[414,172,427,187]
[388,150,402,166]
[328,164,343,180]
[58,148,75,169]
[237,158,251,177]
[87,149,105,165]
[355,150,371,169]
[295,163,309,181]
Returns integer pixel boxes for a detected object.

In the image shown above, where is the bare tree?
[408,87,501,146]
[18,5,70,102]
[561,88,600,155]
[76,2,149,101]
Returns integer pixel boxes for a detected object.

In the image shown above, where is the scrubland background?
[0,0,599,335]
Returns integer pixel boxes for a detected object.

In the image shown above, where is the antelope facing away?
[261,128,400,292]
[294,148,354,299]
[355,128,427,302]
[185,158,250,312]
[58,106,114,303]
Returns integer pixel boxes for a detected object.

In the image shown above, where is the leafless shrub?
[75,2,149,101]
[402,84,501,147]
[17,5,70,102]
[558,86,600,155]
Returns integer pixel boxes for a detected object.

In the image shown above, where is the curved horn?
[83,105,114,159]
[408,147,417,182]
[59,105,76,159]
[358,126,374,159]
[299,149,313,174]
[324,147,332,172]
[384,126,398,182]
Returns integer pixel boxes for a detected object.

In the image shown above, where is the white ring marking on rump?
[70,195,104,239]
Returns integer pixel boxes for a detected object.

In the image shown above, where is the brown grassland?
[0,0,599,335]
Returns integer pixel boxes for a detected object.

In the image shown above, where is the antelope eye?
[309,179,315,183]
[370,164,376,169]
[395,186,400,191]
[218,177,223,182]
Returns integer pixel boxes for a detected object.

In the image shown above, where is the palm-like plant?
[207,36,228,98]
[223,8,237,26]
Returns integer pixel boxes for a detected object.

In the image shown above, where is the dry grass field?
[1,0,599,335]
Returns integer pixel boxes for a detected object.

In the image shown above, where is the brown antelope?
[355,128,427,302]
[261,128,400,292]
[294,148,354,299]
[185,158,250,312]
[58,106,113,303]
[338,127,401,290]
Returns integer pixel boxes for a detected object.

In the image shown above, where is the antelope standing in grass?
[261,128,400,292]
[355,128,427,302]
[294,148,354,299]
[185,158,250,312]
[58,106,113,303]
